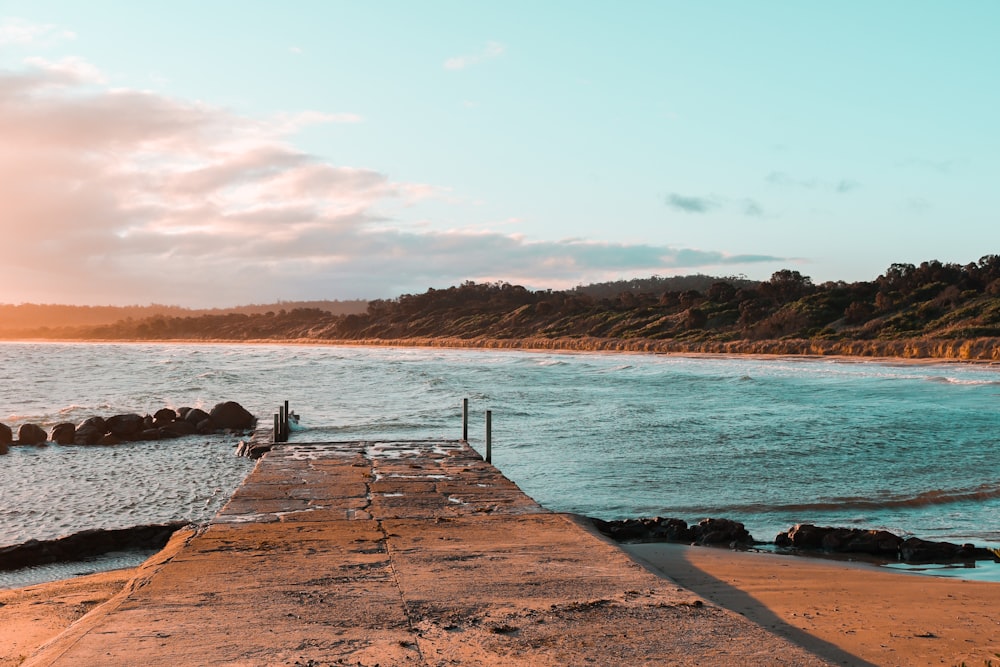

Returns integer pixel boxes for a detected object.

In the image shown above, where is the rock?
[692,517,754,546]
[0,423,12,445]
[590,517,696,543]
[209,401,255,430]
[106,413,144,440]
[898,537,993,563]
[821,528,901,556]
[17,423,48,446]
[195,418,216,434]
[160,420,197,438]
[183,408,210,426]
[0,522,187,571]
[74,416,108,445]
[97,434,122,446]
[50,422,76,445]
[778,524,835,549]
[153,407,177,423]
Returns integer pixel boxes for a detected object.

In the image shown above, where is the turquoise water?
[1,342,998,565]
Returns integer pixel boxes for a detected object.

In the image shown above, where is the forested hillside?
[0,300,367,334]
[6,258,1000,360]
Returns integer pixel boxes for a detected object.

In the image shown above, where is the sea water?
[1,342,998,584]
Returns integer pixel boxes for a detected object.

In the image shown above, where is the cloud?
[443,41,505,70]
[666,193,718,214]
[767,171,860,195]
[766,171,817,189]
[0,59,781,306]
[0,17,75,45]
[835,179,860,194]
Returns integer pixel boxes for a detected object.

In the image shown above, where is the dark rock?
[822,528,902,556]
[160,420,197,438]
[138,429,162,441]
[183,408,210,426]
[153,407,177,423]
[898,537,994,563]
[778,524,996,564]
[106,413,144,440]
[97,434,121,446]
[590,517,696,543]
[50,422,76,445]
[0,522,187,571]
[177,407,193,419]
[74,416,108,445]
[209,401,255,430]
[196,418,216,434]
[0,423,12,445]
[780,524,836,549]
[16,423,48,446]
[692,517,754,546]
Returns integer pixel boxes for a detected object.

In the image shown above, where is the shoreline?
[1,335,999,364]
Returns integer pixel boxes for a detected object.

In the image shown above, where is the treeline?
[0,300,367,335]
[7,258,1000,360]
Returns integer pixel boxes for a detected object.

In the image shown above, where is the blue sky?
[1,1,997,306]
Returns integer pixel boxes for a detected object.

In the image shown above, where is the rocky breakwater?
[590,516,755,547]
[775,523,1000,564]
[0,400,256,453]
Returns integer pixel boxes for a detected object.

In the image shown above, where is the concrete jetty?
[27,440,830,666]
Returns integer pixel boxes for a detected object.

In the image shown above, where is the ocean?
[2,341,998,585]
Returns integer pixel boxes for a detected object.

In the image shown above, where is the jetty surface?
[27,439,830,666]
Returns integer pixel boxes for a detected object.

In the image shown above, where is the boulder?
[160,420,197,438]
[776,524,835,549]
[821,528,901,556]
[153,407,177,423]
[106,413,144,440]
[590,517,694,543]
[0,423,12,445]
[899,537,994,563]
[74,416,108,445]
[692,517,754,546]
[183,408,210,426]
[209,401,255,430]
[50,422,76,445]
[17,423,48,446]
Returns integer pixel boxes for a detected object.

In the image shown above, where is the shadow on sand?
[625,544,879,667]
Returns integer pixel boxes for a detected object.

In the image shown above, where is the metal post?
[485,410,492,463]
[462,398,469,441]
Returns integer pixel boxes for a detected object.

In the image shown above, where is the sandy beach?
[5,544,998,666]
[625,543,1000,666]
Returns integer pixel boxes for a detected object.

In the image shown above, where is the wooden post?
[273,413,280,443]
[279,404,287,442]
[462,398,469,441]
[284,400,290,439]
[485,410,492,463]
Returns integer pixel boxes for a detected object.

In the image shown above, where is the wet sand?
[625,542,1000,666]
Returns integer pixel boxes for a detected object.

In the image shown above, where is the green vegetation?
[4,257,1000,360]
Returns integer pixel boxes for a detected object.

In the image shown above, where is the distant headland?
[3,258,999,361]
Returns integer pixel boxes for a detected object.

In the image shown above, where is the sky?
[1,1,998,307]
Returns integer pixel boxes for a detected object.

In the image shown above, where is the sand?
[625,543,1000,667]
[0,568,135,667]
[6,546,999,666]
